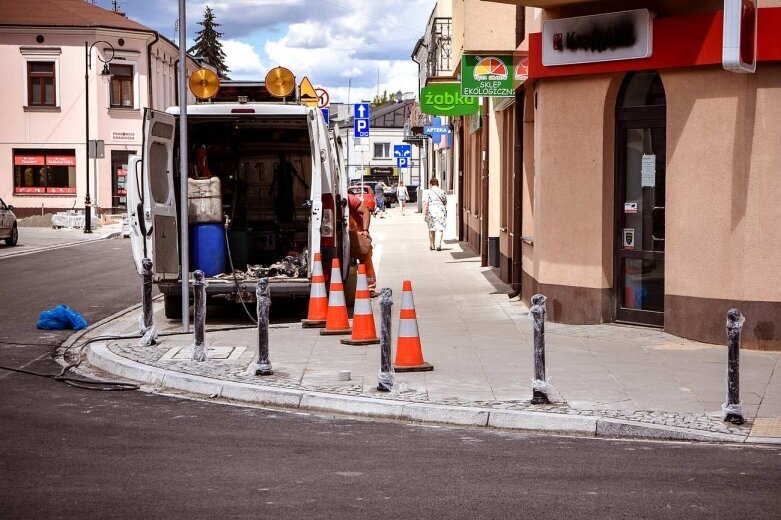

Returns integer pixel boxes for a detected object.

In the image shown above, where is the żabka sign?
[542,9,653,67]
[420,83,479,116]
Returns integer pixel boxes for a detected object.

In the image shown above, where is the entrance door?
[111,150,135,214]
[615,72,666,326]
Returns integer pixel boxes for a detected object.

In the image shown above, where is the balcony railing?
[426,17,453,80]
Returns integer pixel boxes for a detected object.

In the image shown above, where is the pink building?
[0,0,204,217]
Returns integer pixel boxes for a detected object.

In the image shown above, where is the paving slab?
[67,205,780,444]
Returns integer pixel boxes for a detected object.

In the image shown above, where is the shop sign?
[723,0,757,73]
[14,155,45,166]
[420,83,479,116]
[542,9,653,67]
[461,55,515,97]
[514,57,529,84]
[46,155,76,166]
[371,167,395,176]
[111,130,136,142]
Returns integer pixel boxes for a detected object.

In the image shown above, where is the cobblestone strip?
[107,342,750,437]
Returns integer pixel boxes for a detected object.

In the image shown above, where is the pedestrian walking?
[397,180,409,215]
[374,181,386,218]
[423,178,447,251]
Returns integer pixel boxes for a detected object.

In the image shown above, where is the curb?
[86,343,762,444]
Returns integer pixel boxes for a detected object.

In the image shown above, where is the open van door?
[331,125,351,273]
[307,107,324,266]
[131,109,179,282]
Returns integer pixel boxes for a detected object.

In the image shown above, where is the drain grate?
[159,346,246,361]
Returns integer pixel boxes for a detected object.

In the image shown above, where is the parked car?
[0,197,18,246]
[383,184,398,205]
[347,184,376,211]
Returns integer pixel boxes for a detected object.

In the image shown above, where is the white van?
[127,94,350,319]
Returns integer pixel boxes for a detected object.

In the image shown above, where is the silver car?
[0,197,18,246]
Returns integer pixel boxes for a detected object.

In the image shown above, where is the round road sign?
[315,88,330,109]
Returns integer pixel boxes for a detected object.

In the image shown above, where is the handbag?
[350,230,372,258]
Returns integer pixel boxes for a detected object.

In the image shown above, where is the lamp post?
[84,41,115,233]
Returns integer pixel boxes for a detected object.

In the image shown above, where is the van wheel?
[6,224,18,246]
[164,294,183,320]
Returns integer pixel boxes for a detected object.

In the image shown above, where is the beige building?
[475,0,781,349]
[0,0,203,217]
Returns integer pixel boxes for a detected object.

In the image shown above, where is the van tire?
[164,294,183,320]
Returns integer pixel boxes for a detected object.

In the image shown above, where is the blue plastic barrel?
[190,223,226,277]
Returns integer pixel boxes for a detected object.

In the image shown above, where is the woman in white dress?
[423,178,447,250]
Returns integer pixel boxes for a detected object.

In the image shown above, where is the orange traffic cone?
[320,259,352,336]
[341,263,380,345]
[394,280,433,372]
[302,252,328,328]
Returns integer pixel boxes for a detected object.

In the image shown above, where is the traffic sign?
[321,108,329,125]
[353,103,370,138]
[315,87,330,108]
[396,157,409,168]
[299,76,318,107]
[393,144,411,158]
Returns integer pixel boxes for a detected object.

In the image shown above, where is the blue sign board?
[424,116,453,149]
[321,108,329,126]
[354,103,370,138]
[393,144,411,158]
[396,157,410,168]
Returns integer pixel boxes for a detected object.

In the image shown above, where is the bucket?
[190,223,226,277]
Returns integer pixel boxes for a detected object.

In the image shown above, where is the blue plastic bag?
[36,305,88,331]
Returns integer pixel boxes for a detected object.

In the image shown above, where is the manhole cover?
[749,418,781,439]
[160,346,246,361]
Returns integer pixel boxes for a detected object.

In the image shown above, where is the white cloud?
[222,39,265,79]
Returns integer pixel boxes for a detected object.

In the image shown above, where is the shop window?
[27,62,56,106]
[373,142,390,159]
[13,150,76,195]
[110,64,134,108]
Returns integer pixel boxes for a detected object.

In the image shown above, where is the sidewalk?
[75,206,781,444]
[0,224,122,259]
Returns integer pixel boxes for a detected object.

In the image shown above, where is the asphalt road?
[1,239,779,519]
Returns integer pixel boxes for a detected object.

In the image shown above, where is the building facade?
[0,0,202,218]
[446,0,781,349]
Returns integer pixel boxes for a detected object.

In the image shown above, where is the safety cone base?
[320,328,352,336]
[393,362,434,373]
[340,337,380,346]
[301,319,327,328]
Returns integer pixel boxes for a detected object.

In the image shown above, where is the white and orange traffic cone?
[320,259,352,336]
[341,263,380,345]
[302,252,328,328]
[394,280,433,372]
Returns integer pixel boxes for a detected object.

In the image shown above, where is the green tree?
[371,90,390,107]
[188,6,230,78]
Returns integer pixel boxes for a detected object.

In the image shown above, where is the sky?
[96,0,436,103]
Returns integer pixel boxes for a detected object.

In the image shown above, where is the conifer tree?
[188,6,230,78]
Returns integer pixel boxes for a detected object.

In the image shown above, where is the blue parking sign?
[396,157,409,168]
[354,103,370,137]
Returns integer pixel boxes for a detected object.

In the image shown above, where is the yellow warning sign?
[299,76,318,107]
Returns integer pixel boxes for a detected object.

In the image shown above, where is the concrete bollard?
[723,308,745,425]
[377,288,394,392]
[191,270,207,362]
[254,278,273,376]
[139,257,157,346]
[530,293,550,405]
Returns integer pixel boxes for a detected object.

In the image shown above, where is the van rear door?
[136,109,179,282]
[307,107,323,262]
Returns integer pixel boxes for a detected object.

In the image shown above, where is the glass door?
[615,72,666,326]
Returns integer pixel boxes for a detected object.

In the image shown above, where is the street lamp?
[84,41,115,233]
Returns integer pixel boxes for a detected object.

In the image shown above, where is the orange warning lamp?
[188,68,220,100]
[265,66,296,98]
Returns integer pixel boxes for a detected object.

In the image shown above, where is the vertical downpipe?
[178,0,190,332]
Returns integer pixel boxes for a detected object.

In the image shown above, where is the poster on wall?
[461,55,515,97]
[641,154,656,187]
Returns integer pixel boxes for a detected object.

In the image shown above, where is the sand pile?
[18,214,54,227]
